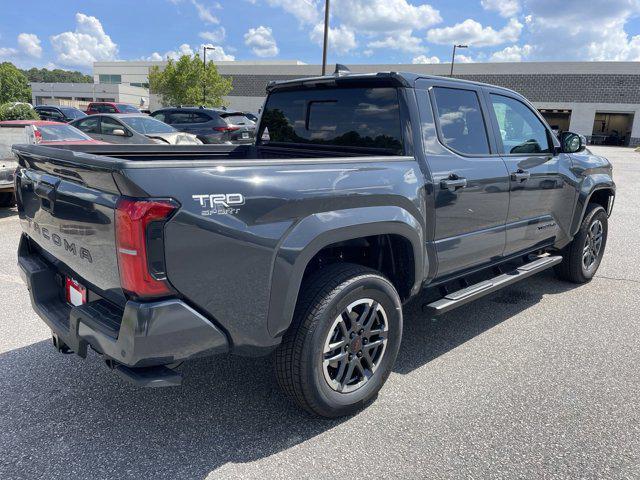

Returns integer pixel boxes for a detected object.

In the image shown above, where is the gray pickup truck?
[14,72,614,417]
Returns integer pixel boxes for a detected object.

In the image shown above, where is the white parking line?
[0,272,24,285]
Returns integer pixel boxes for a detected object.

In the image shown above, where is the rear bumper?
[18,236,229,368]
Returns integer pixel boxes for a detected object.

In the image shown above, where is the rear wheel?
[555,203,608,283]
[0,192,15,208]
[275,263,402,417]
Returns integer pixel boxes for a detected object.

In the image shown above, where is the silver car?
[70,114,202,145]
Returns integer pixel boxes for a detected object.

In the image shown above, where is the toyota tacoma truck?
[14,72,615,417]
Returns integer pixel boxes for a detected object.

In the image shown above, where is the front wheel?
[555,203,608,283]
[275,263,402,417]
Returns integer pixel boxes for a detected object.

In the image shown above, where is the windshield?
[259,87,403,154]
[116,104,140,113]
[38,124,93,142]
[221,114,255,126]
[60,107,86,119]
[120,116,176,134]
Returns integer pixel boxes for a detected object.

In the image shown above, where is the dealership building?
[32,60,640,147]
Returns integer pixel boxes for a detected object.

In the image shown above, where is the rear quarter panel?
[121,158,426,352]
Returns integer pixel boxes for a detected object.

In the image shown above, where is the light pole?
[321,0,330,75]
[203,45,216,105]
[450,44,468,77]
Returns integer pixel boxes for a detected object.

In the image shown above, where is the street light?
[321,0,330,76]
[450,44,468,77]
[203,45,216,105]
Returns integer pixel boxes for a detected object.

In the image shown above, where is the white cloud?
[367,31,425,53]
[333,0,441,33]
[455,54,475,63]
[50,13,118,66]
[525,0,640,61]
[427,18,522,47]
[147,43,235,61]
[490,44,532,62]
[191,0,219,24]
[199,28,226,43]
[17,33,42,58]
[412,55,440,64]
[266,0,320,25]
[480,0,520,18]
[310,23,357,54]
[0,47,18,57]
[244,26,279,57]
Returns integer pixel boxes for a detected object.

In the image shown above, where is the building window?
[98,74,122,84]
[130,82,149,88]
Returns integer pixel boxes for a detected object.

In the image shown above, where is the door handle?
[511,169,531,182]
[440,174,467,191]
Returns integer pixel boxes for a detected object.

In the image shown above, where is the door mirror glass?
[561,132,584,153]
[112,128,126,136]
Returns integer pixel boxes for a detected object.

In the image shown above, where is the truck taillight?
[115,198,179,299]
[213,126,240,132]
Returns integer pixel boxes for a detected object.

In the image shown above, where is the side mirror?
[561,132,585,153]
[112,128,126,136]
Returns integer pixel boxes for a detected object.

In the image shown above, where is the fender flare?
[266,206,425,337]
[570,176,615,236]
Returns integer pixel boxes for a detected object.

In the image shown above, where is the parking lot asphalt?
[0,146,638,479]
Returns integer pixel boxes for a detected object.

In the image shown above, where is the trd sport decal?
[192,193,245,215]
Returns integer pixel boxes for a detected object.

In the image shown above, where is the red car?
[0,120,107,144]
[85,102,141,115]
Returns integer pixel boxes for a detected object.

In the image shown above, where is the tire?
[555,203,608,283]
[0,192,15,208]
[275,263,403,418]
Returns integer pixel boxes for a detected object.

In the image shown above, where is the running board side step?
[424,255,562,316]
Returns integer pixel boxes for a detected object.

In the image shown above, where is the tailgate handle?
[35,182,57,211]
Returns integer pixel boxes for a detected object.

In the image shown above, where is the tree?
[149,54,232,107]
[21,67,92,83]
[0,62,31,104]
[0,103,39,121]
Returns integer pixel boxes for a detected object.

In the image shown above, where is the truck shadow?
[0,206,17,219]
[0,270,578,479]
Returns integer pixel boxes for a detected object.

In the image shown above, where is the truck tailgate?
[15,148,125,306]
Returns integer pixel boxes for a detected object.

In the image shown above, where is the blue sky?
[2,0,640,71]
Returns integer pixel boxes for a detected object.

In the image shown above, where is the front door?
[419,82,510,278]
[484,91,572,256]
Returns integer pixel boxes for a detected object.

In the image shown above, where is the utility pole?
[450,44,468,77]
[203,46,215,105]
[321,0,330,75]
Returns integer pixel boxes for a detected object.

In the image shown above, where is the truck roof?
[266,71,517,96]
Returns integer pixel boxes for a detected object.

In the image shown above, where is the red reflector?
[213,126,240,132]
[115,198,178,298]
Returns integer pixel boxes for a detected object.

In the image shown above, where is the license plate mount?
[65,277,87,306]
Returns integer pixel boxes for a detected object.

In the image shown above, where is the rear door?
[417,80,510,278]
[484,89,570,255]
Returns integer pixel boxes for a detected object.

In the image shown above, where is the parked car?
[34,106,87,123]
[0,120,104,207]
[243,112,259,123]
[70,114,201,145]
[85,102,141,115]
[14,72,614,417]
[150,107,256,144]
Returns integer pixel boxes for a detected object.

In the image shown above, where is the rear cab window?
[258,87,404,154]
[432,87,490,155]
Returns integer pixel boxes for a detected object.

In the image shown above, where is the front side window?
[168,112,193,124]
[259,87,403,154]
[490,94,551,154]
[433,87,490,155]
[100,117,127,135]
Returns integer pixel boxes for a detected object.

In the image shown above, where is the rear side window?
[259,87,403,154]
[433,87,490,155]
[490,94,551,154]
[74,117,100,134]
